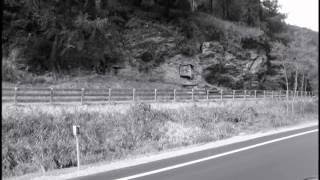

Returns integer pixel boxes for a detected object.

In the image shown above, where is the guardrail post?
[108,88,111,101]
[279,90,281,100]
[14,87,18,105]
[244,90,246,100]
[206,90,209,101]
[233,90,235,101]
[220,89,223,101]
[173,89,176,102]
[132,88,135,101]
[254,90,257,99]
[50,87,54,104]
[81,88,85,105]
[154,89,157,101]
[289,90,291,99]
[191,88,194,101]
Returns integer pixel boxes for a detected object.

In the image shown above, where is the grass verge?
[2,99,318,178]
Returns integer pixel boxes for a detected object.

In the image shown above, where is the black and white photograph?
[2,0,319,180]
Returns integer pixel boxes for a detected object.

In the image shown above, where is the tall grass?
[2,100,317,177]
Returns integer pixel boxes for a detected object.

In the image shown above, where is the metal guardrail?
[1,87,317,105]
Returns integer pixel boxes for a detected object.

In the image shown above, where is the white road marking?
[115,129,318,180]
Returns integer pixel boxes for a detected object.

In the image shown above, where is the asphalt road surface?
[72,126,318,180]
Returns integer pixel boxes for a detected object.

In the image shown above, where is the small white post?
[14,87,18,105]
[263,90,266,99]
[233,90,235,101]
[81,88,85,105]
[173,89,176,102]
[220,89,223,101]
[271,91,274,100]
[50,87,54,104]
[154,89,157,101]
[244,90,246,100]
[132,88,135,101]
[192,88,194,101]
[206,90,209,101]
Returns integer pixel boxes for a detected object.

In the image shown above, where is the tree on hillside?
[260,0,287,41]
[270,42,291,97]
[3,0,113,75]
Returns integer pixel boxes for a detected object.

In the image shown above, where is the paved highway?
[72,126,318,180]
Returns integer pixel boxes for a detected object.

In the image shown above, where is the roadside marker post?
[220,90,223,101]
[72,125,80,170]
[263,90,266,99]
[206,90,209,101]
[244,90,246,100]
[154,89,157,101]
[173,89,176,102]
[271,91,274,100]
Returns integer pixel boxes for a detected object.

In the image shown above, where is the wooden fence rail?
[1,87,317,105]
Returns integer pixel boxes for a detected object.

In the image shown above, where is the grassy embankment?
[2,99,318,177]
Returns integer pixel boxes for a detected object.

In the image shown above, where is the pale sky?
[277,0,319,31]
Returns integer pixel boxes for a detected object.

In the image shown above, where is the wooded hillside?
[2,0,318,91]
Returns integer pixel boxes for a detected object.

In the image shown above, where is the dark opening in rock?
[179,64,194,79]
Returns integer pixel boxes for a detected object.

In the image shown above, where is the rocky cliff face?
[118,16,272,90]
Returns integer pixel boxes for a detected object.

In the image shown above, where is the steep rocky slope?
[112,12,275,90]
